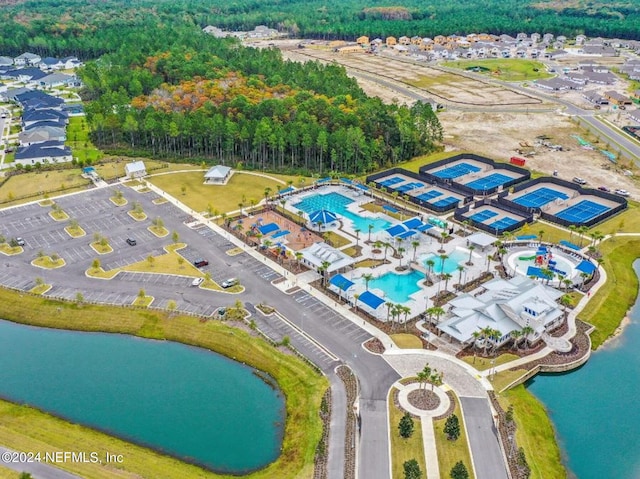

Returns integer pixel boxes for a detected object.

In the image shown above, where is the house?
[22,109,68,128]
[14,52,41,66]
[125,161,147,178]
[531,33,541,44]
[604,90,632,105]
[582,91,608,105]
[204,165,232,184]
[583,71,616,85]
[19,126,66,146]
[39,57,64,71]
[14,141,72,166]
[535,78,573,91]
[203,26,228,38]
[356,36,369,45]
[575,34,587,45]
[3,68,47,82]
[631,90,640,100]
[0,56,13,67]
[39,73,77,88]
[386,36,397,47]
[61,57,82,69]
[398,36,411,45]
[546,49,567,59]
[15,90,64,110]
[628,110,640,123]
[336,45,363,54]
[436,276,564,347]
[300,242,355,274]
[24,120,67,131]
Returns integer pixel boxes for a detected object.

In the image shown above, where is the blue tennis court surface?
[416,190,443,202]
[468,210,498,223]
[432,196,459,208]
[488,217,519,230]
[432,162,481,180]
[513,187,569,208]
[379,177,403,187]
[396,181,425,192]
[555,200,610,223]
[465,173,512,191]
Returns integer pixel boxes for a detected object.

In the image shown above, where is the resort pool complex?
[365,271,423,303]
[421,250,468,275]
[293,192,392,232]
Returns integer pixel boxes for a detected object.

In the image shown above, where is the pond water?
[527,261,640,479]
[0,320,284,474]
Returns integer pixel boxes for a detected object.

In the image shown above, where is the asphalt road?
[0,185,400,479]
[460,397,509,479]
[0,446,82,479]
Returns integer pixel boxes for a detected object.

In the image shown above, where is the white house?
[300,242,355,274]
[437,276,564,348]
[14,52,41,66]
[18,126,66,146]
[124,160,147,178]
[204,165,232,184]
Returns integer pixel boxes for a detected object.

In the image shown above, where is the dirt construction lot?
[278,43,639,200]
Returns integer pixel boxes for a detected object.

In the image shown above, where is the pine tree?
[398,412,414,438]
[403,458,422,479]
[450,461,469,479]
[444,414,461,440]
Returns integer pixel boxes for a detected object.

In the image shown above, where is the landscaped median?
[0,286,328,479]
[388,387,426,479]
[0,243,23,255]
[31,254,65,269]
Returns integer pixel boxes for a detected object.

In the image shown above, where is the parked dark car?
[126,238,137,246]
[597,186,611,192]
[193,258,209,268]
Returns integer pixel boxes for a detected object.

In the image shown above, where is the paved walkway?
[395,380,451,479]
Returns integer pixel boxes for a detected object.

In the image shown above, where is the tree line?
[81,36,442,175]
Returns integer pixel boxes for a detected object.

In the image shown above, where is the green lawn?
[64,224,86,238]
[461,353,519,371]
[390,333,423,349]
[579,237,640,348]
[389,388,426,479]
[433,393,475,479]
[148,171,309,214]
[32,256,65,269]
[588,201,639,235]
[498,385,566,479]
[490,369,530,393]
[0,169,91,204]
[443,59,553,82]
[66,116,103,163]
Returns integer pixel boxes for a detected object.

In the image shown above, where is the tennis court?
[432,196,460,208]
[465,173,513,191]
[396,181,425,192]
[555,200,610,223]
[513,187,569,208]
[416,190,443,202]
[488,217,519,230]
[378,177,403,187]
[468,210,498,223]
[432,162,481,180]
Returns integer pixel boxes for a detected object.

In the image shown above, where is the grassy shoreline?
[0,287,327,479]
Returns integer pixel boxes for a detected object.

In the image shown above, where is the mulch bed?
[407,389,440,411]
[336,365,357,479]
[313,388,332,479]
[364,337,386,354]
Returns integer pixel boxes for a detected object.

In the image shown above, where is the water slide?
[518,255,537,260]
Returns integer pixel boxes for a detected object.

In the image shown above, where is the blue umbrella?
[308,209,338,225]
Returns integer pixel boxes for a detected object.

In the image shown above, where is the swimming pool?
[506,250,577,280]
[365,270,423,303]
[421,250,468,274]
[293,192,392,232]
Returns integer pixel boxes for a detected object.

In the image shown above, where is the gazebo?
[204,165,232,184]
[308,209,339,230]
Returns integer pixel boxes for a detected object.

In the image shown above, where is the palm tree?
[481,326,494,356]
[577,225,588,247]
[416,369,429,390]
[568,224,577,241]
[411,240,420,262]
[385,302,393,322]
[462,219,471,236]
[439,232,449,253]
[295,251,303,272]
[521,326,535,350]
[538,229,545,243]
[562,278,573,292]
[398,247,406,267]
[439,254,448,275]
[456,265,465,290]
[354,293,360,312]
[354,228,361,246]
[486,254,493,273]
[443,273,453,292]
[429,371,443,391]
[362,273,374,290]
[471,330,482,350]
[431,306,445,324]
[511,330,522,350]
[426,259,435,280]
[383,242,391,261]
[263,187,271,205]
[466,245,475,266]
[401,305,411,330]
[559,294,572,319]
[367,224,374,243]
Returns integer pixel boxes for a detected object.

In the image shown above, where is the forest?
[0,0,639,60]
[80,34,442,174]
[1,0,637,173]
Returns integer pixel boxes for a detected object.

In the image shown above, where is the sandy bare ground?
[278,42,639,199]
[439,110,638,197]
